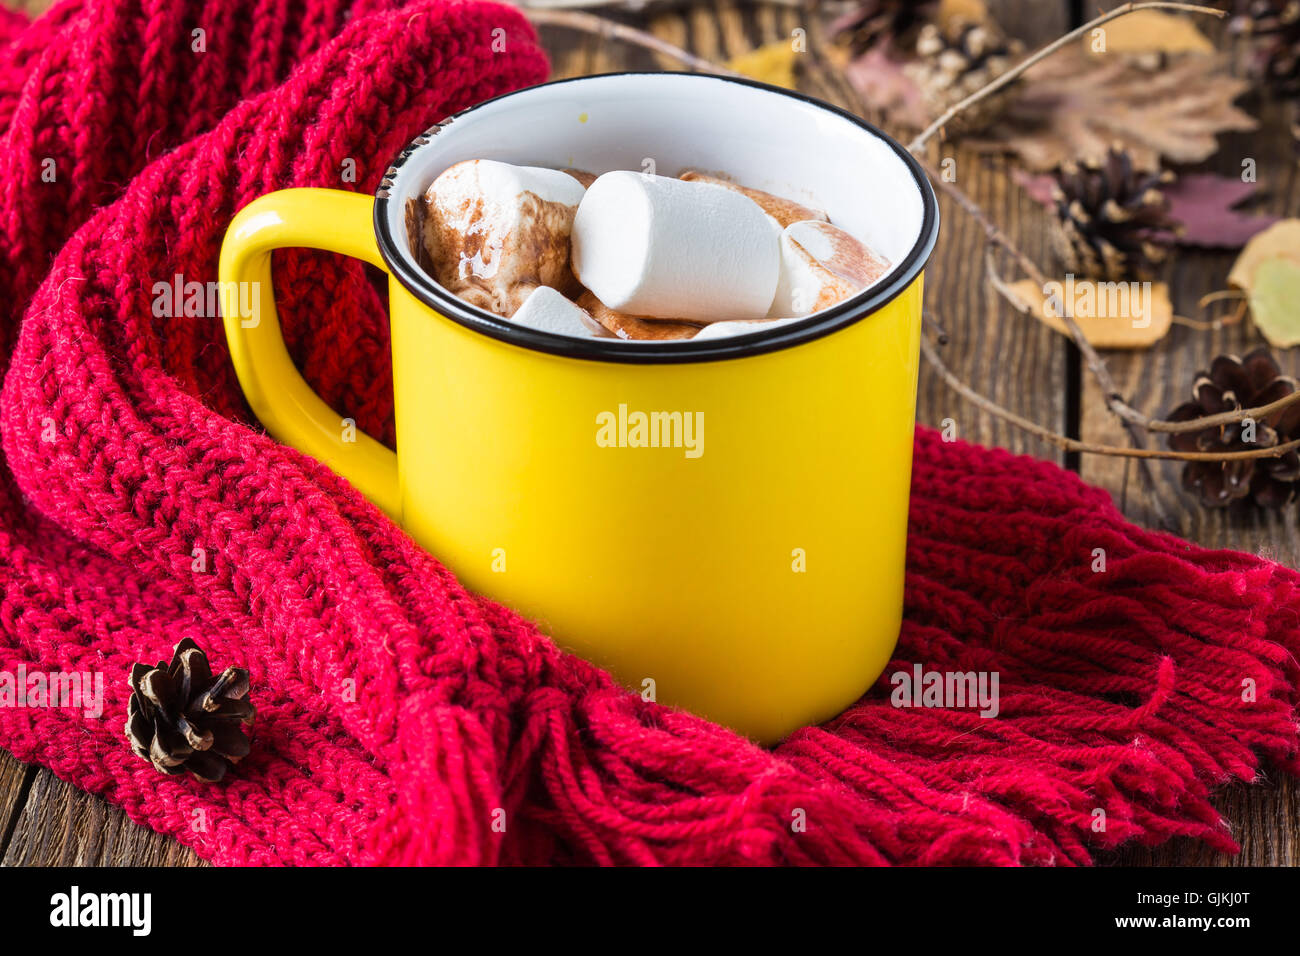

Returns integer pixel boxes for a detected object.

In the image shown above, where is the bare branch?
[524,8,744,75]
[983,249,1146,421]
[908,2,1228,153]
[920,157,1048,286]
[524,2,1290,468]
[983,252,1300,435]
[920,329,1300,463]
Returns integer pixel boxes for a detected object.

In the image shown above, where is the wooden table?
[2,0,1297,866]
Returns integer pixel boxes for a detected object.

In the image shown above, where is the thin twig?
[1147,388,1300,433]
[1199,289,1246,308]
[984,249,1141,426]
[984,251,1300,434]
[920,157,1047,285]
[531,2,1286,469]
[908,2,1228,152]
[525,8,743,75]
[1171,312,1243,330]
[982,252,1170,516]
[926,311,949,345]
[920,330,1300,462]
[1197,291,1249,331]
[924,161,1158,461]
[1116,424,1175,530]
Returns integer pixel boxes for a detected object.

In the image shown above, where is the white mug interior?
[377,72,932,350]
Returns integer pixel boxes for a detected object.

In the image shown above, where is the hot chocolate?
[410,160,892,341]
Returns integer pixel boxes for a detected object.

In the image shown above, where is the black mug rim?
[372,72,940,365]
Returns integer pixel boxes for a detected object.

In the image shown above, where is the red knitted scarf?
[1,0,1297,866]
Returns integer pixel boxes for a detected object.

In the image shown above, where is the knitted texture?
[1,0,1299,866]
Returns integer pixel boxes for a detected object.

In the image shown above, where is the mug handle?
[219,188,400,519]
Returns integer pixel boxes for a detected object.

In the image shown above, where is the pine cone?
[832,0,938,56]
[126,638,254,783]
[907,17,1024,133]
[1230,0,1300,98]
[1049,147,1177,282]
[1166,348,1300,508]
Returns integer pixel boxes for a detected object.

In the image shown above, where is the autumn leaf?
[1010,167,1056,205]
[1159,174,1280,248]
[1229,220,1300,348]
[1248,258,1300,348]
[844,41,931,129]
[1013,168,1279,249]
[1006,278,1173,349]
[939,0,988,25]
[727,42,798,90]
[1083,10,1214,61]
[965,47,1256,171]
[1228,220,1300,290]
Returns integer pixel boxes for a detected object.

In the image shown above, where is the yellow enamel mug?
[219,73,939,744]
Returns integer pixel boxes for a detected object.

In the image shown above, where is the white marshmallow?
[691,316,807,340]
[571,171,780,322]
[510,286,603,338]
[769,220,891,318]
[424,159,587,316]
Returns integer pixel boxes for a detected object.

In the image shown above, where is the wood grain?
[1,768,204,867]
[1078,110,1300,545]
[910,4,1073,460]
[0,755,32,852]
[1072,12,1300,866]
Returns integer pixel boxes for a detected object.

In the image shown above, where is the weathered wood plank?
[1078,98,1300,552]
[2,768,204,867]
[1102,778,1300,867]
[914,0,1072,459]
[1067,13,1300,865]
[0,752,34,857]
[535,23,593,81]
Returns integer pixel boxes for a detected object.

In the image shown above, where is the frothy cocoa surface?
[789,220,890,289]
[404,197,433,274]
[406,160,888,338]
[809,269,859,312]
[577,291,702,340]
[422,185,580,316]
[679,170,827,229]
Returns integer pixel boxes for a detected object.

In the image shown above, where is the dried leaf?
[939,0,988,26]
[1228,220,1300,347]
[727,42,798,90]
[1011,167,1055,206]
[1159,174,1280,248]
[1247,258,1300,348]
[844,41,930,129]
[1014,168,1280,249]
[1006,278,1173,348]
[1083,10,1214,59]
[966,47,1257,171]
[1228,219,1300,291]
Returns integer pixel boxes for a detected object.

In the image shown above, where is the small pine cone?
[126,638,254,783]
[907,17,1024,133]
[1166,348,1300,508]
[831,0,939,56]
[1230,0,1300,99]
[1049,147,1178,282]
